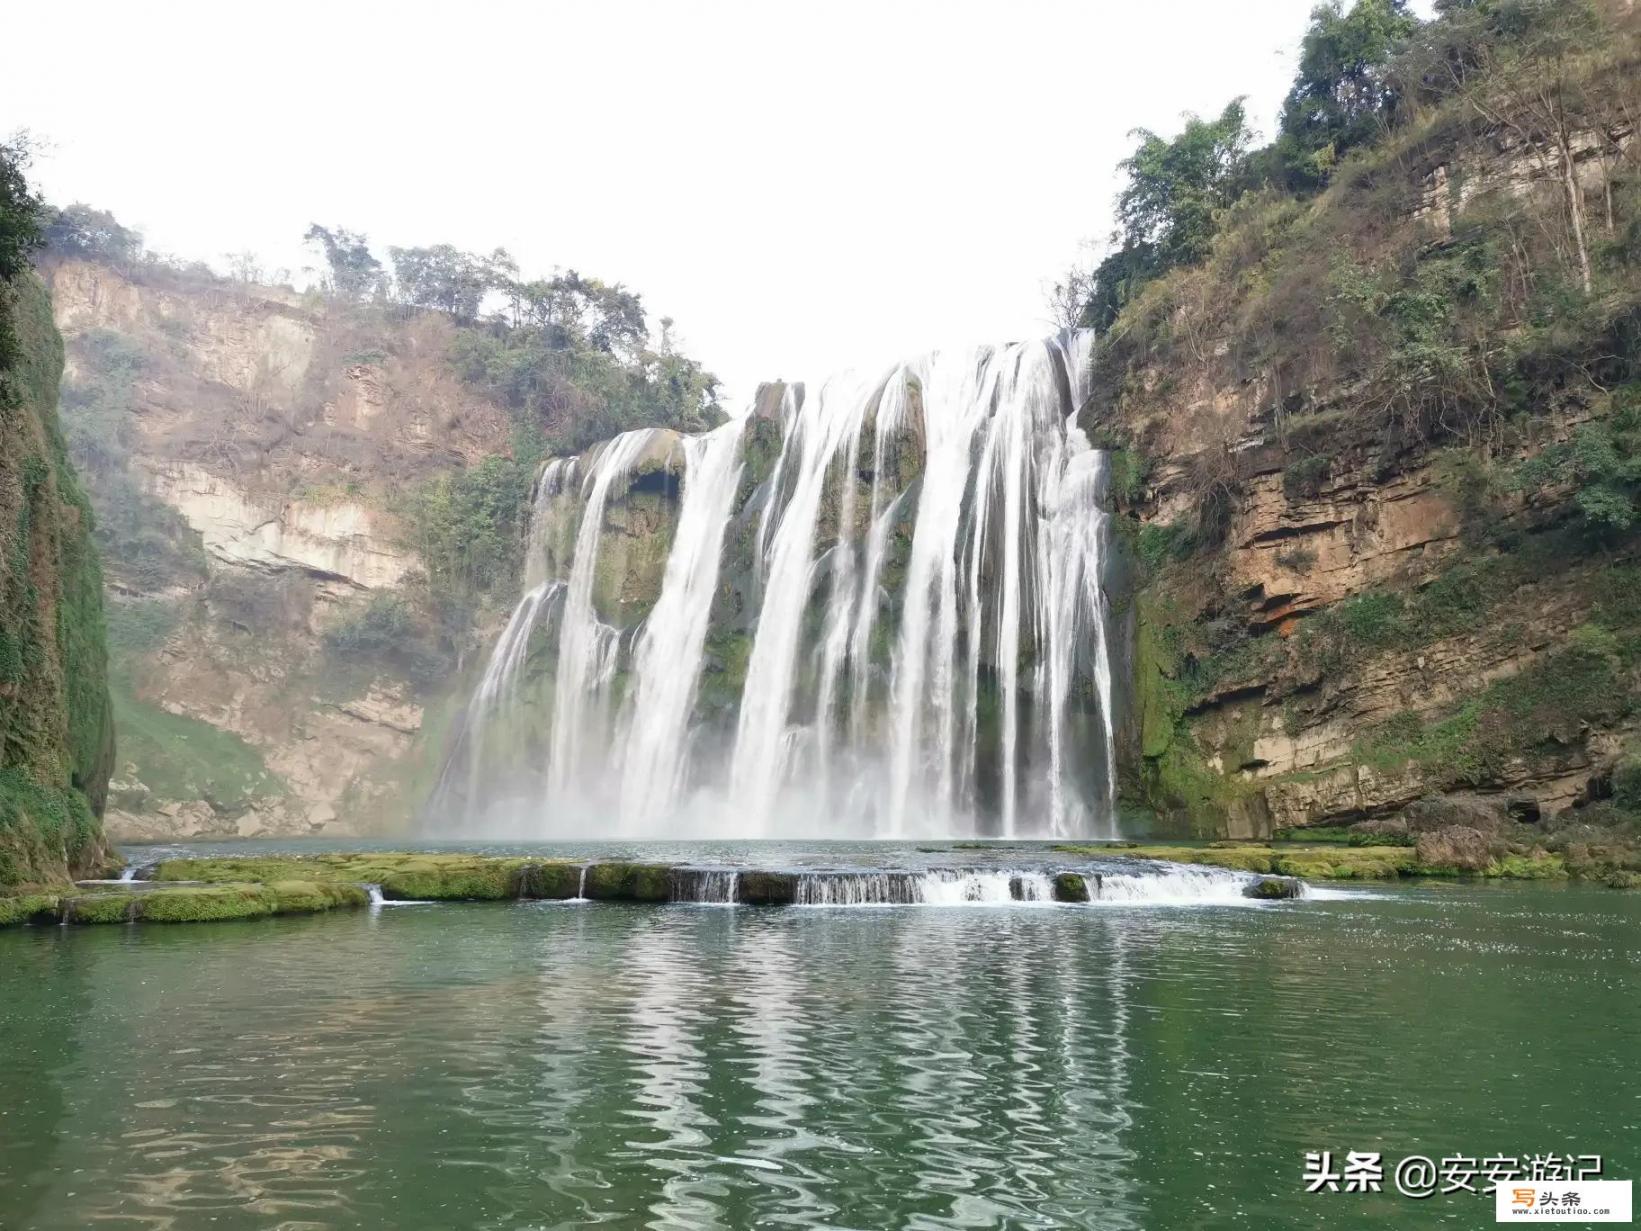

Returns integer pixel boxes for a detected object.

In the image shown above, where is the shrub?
[1282,454,1331,500]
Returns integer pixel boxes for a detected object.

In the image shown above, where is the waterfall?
[432,331,1122,840]
[728,372,880,823]
[546,431,656,802]
[617,419,746,827]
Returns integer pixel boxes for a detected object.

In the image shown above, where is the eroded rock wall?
[46,257,514,840]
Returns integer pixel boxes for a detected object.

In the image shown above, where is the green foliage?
[389,244,513,321]
[1354,635,1630,788]
[0,149,112,885]
[449,279,721,453]
[1512,403,1641,540]
[1135,520,1188,573]
[1282,454,1332,499]
[400,453,536,602]
[1084,100,1256,329]
[111,680,284,815]
[304,224,383,299]
[0,140,43,370]
[0,769,101,888]
[1274,0,1420,192]
[1107,448,1150,505]
[40,203,143,267]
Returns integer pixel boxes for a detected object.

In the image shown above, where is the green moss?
[1352,640,1628,790]
[0,768,106,888]
[1272,847,1414,879]
[51,881,369,924]
[1057,842,1423,879]
[1487,852,1566,880]
[1052,872,1091,903]
[509,862,582,899]
[0,892,59,925]
[110,679,285,815]
[1245,876,1303,899]
[736,870,797,905]
[62,892,137,924]
[0,273,113,885]
[148,853,582,902]
[380,863,514,901]
[584,862,671,902]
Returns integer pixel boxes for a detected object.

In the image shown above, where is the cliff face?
[46,257,513,840]
[0,271,115,884]
[1103,108,1641,839]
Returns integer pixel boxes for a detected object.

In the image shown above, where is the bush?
[1282,454,1331,499]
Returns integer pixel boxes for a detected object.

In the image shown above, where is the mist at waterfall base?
[430,333,1121,842]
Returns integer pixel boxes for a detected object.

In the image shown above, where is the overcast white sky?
[6,0,1336,403]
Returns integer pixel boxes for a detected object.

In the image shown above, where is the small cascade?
[363,883,385,907]
[117,865,137,884]
[1089,865,1257,904]
[794,869,1056,905]
[795,871,925,906]
[670,869,739,904]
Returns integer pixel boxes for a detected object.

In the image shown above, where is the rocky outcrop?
[45,257,514,840]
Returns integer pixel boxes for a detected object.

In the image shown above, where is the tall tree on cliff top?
[304,224,384,300]
[1080,99,1255,331]
[1274,0,1420,192]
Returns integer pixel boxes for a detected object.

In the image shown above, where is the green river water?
[1,878,1637,1229]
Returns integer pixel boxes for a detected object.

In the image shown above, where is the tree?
[1402,0,1607,294]
[1117,99,1255,268]
[40,203,142,266]
[0,139,42,286]
[1275,0,1420,192]
[303,224,383,299]
[388,243,504,321]
[1079,100,1254,329]
[223,250,264,284]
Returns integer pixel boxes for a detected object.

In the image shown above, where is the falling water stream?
[434,333,1119,840]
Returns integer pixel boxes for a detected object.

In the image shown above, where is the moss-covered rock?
[0,268,115,888]
[0,892,61,926]
[43,881,368,924]
[736,870,797,905]
[509,862,582,899]
[60,892,138,924]
[1243,876,1303,899]
[1053,872,1091,902]
[149,852,583,901]
[582,862,671,901]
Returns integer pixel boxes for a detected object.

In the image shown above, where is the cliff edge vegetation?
[0,142,114,885]
[1070,0,1641,878]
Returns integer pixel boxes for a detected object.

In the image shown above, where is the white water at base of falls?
[1088,865,1264,904]
[434,332,1123,842]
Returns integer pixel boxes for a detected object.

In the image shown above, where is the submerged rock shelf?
[0,853,1307,925]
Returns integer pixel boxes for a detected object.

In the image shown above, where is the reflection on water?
[1,885,1637,1229]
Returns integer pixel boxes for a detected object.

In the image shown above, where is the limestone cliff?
[1097,75,1641,839]
[45,256,513,839]
[0,269,115,883]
